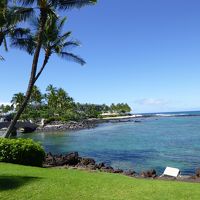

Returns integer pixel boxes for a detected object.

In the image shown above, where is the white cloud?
[134,98,169,106]
[130,98,200,113]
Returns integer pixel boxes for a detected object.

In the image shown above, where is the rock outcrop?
[37,120,98,132]
[141,169,157,178]
[44,152,160,179]
[195,168,200,177]
[44,152,126,175]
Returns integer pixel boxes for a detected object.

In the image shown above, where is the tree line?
[0,85,132,122]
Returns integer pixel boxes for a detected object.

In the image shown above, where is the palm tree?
[45,85,74,116]
[45,84,58,113]
[4,0,97,138]
[29,85,43,106]
[11,92,25,110]
[11,17,85,113]
[0,0,34,59]
[56,87,74,114]
[12,16,85,82]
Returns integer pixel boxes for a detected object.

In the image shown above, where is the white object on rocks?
[160,167,180,178]
[41,118,45,127]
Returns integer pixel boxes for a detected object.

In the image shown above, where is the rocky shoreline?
[35,117,142,133]
[44,152,200,183]
[36,120,99,132]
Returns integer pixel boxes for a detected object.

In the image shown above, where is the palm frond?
[11,36,36,55]
[11,7,35,22]
[0,33,5,46]
[16,0,35,6]
[0,55,5,61]
[63,41,80,47]
[50,31,71,48]
[58,17,67,30]
[10,28,31,37]
[3,37,8,51]
[58,31,71,41]
[58,51,86,65]
[50,0,97,10]
[46,8,59,19]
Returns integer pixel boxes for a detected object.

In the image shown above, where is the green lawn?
[0,163,200,200]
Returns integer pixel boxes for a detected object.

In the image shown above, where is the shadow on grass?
[0,176,41,191]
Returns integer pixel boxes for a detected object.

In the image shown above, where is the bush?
[0,138,45,167]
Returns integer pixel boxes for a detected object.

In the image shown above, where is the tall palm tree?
[4,0,97,138]
[11,17,85,113]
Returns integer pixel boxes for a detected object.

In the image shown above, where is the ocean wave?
[155,113,187,117]
[135,111,200,118]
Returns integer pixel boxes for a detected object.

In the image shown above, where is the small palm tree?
[11,92,25,110]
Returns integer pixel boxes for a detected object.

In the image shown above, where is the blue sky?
[1,0,200,113]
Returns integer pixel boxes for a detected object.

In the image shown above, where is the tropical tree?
[0,104,13,114]
[4,0,97,138]
[0,0,12,60]
[29,85,43,107]
[0,0,33,60]
[57,88,74,110]
[110,103,132,114]
[45,85,75,117]
[12,16,86,82]
[11,92,25,110]
[45,84,58,111]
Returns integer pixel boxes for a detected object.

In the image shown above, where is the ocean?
[20,111,200,175]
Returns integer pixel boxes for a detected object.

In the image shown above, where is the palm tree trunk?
[4,11,47,138]
[34,52,50,84]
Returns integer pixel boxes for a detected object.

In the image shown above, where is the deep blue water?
[21,111,200,175]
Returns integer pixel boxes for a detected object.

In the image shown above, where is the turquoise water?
[21,114,200,175]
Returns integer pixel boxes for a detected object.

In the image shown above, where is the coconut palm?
[45,84,74,116]
[45,84,58,112]
[56,88,74,113]
[11,17,84,115]
[12,16,85,83]
[29,85,43,106]
[0,0,34,59]
[11,92,25,110]
[4,0,97,138]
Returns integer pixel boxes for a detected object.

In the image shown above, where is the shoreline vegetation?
[0,85,133,133]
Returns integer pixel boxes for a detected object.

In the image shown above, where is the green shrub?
[0,138,45,167]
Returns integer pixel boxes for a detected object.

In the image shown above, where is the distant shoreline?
[25,112,200,133]
[2,111,200,135]
[35,115,143,133]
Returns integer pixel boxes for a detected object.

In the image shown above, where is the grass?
[0,163,200,200]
